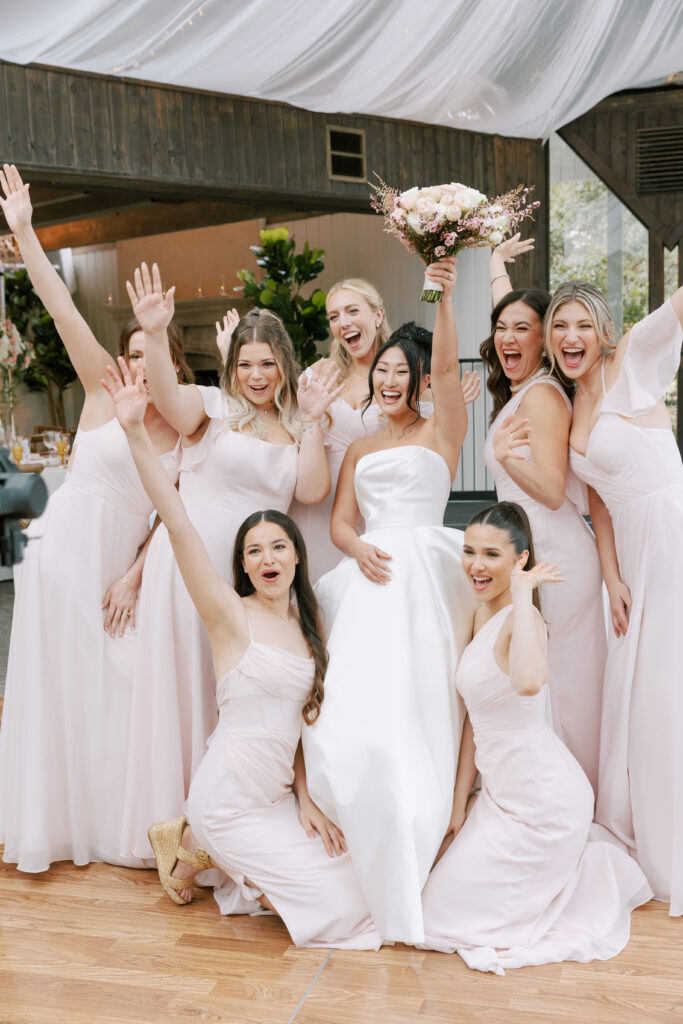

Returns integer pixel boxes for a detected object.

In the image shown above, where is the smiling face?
[126,330,147,390]
[462,523,527,603]
[493,300,544,384]
[326,288,382,363]
[371,344,427,417]
[242,520,298,597]
[235,340,281,408]
[548,299,602,380]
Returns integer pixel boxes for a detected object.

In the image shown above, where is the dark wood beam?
[648,233,665,312]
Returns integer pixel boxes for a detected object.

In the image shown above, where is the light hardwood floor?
[0,856,680,1024]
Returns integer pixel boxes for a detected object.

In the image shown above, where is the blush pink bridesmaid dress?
[186,614,381,950]
[119,387,298,862]
[0,418,178,871]
[421,607,651,974]
[569,299,683,915]
[484,377,607,791]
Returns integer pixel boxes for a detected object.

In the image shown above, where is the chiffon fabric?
[303,445,475,944]
[187,615,381,950]
[290,393,382,582]
[421,607,652,973]
[120,387,298,861]
[484,377,607,790]
[0,418,177,872]
[570,300,683,915]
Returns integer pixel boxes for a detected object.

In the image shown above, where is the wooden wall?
[0,60,548,287]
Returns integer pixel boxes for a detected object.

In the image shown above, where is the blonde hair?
[220,308,301,442]
[326,278,391,378]
[544,281,615,370]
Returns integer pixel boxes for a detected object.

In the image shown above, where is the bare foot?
[171,825,202,903]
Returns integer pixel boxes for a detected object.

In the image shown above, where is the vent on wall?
[636,126,683,195]
[326,126,366,182]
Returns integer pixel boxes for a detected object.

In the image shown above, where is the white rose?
[488,231,504,245]
[416,197,437,217]
[399,187,420,211]
[445,205,462,222]
[406,210,425,235]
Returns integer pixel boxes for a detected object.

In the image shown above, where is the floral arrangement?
[0,318,31,372]
[370,177,540,301]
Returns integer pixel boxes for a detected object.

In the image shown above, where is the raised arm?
[0,164,113,394]
[102,357,240,645]
[670,284,683,328]
[506,561,563,695]
[489,234,535,306]
[294,363,344,504]
[423,258,467,473]
[330,442,392,584]
[127,262,206,436]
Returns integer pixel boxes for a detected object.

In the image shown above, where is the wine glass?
[11,437,24,465]
[55,434,70,467]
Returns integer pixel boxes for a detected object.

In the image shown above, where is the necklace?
[510,366,549,393]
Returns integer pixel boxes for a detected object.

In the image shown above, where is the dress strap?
[600,357,608,397]
[244,609,254,640]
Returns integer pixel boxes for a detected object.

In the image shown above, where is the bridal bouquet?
[370,177,540,301]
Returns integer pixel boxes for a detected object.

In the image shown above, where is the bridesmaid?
[290,278,389,581]
[0,165,187,871]
[546,279,683,916]
[421,502,651,973]
[303,259,475,944]
[104,358,381,950]
[119,264,341,861]
[479,236,607,790]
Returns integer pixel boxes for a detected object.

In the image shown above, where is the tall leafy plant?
[4,268,77,428]
[237,227,328,367]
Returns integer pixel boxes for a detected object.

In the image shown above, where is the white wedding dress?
[303,445,475,944]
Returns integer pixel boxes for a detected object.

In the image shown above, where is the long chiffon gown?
[120,387,298,861]
[0,418,178,871]
[421,607,652,973]
[484,377,607,790]
[290,396,382,582]
[569,299,683,915]
[303,445,475,944]
[187,614,381,950]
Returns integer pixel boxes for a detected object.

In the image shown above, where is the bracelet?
[120,576,137,591]
[490,273,511,285]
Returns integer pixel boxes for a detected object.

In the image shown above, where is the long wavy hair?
[543,280,616,370]
[480,289,572,425]
[119,318,194,384]
[361,326,431,428]
[220,308,301,442]
[326,278,391,379]
[232,510,327,724]
[467,501,541,612]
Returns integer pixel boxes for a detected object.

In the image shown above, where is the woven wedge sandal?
[148,816,212,906]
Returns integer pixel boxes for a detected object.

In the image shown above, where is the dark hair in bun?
[362,322,431,426]
[467,500,541,612]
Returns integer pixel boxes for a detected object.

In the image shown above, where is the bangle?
[121,576,137,591]
[490,273,511,285]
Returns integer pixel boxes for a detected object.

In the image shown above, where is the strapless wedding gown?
[303,445,475,944]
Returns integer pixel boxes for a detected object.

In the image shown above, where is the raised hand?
[511,559,564,597]
[0,164,33,235]
[493,232,535,264]
[101,357,148,430]
[461,369,481,405]
[425,256,457,298]
[216,308,240,364]
[297,361,344,421]
[125,262,175,337]
[492,414,530,463]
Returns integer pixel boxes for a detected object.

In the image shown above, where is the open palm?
[125,261,175,335]
[102,358,148,431]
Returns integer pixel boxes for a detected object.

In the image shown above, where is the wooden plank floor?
[0,857,680,1024]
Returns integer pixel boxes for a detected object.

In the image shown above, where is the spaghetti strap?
[600,357,608,397]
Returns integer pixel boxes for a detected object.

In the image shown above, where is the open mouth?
[471,573,492,592]
[249,383,269,396]
[561,347,585,370]
[343,330,362,349]
[502,349,522,371]
[381,389,402,405]
[262,570,280,582]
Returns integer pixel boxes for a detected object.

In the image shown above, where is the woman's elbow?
[296,480,331,505]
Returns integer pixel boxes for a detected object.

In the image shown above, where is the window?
[326,126,366,182]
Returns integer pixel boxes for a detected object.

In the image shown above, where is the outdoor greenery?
[4,268,77,428]
[236,227,328,367]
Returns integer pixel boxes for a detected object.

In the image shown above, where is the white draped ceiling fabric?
[0,0,682,138]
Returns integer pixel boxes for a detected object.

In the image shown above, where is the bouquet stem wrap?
[421,273,444,304]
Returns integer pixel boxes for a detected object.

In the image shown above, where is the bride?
[302,257,475,944]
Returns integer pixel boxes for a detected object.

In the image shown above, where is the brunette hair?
[480,289,571,425]
[220,308,301,442]
[232,510,327,724]
[326,278,391,378]
[467,501,541,611]
[119,318,194,383]
[544,280,615,369]
[362,323,431,427]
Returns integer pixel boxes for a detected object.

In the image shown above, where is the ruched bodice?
[69,417,177,516]
[355,446,451,531]
[325,397,382,454]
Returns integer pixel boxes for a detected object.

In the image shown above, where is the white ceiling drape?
[1,0,681,138]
